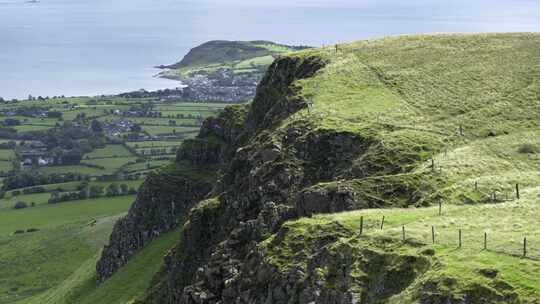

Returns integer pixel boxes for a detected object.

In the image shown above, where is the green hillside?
[255,32,540,302]
[138,33,540,303]
[9,33,540,303]
[24,229,180,304]
[0,196,134,304]
[159,40,308,78]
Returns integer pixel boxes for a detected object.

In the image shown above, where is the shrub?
[26,228,40,233]
[518,143,539,154]
[13,201,28,209]
[13,230,25,235]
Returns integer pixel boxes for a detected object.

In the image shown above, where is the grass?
[278,195,540,301]
[0,149,15,160]
[0,160,13,172]
[82,157,137,174]
[126,141,182,149]
[161,40,299,79]
[251,33,540,302]
[84,145,133,159]
[142,125,199,136]
[13,125,53,133]
[37,166,104,176]
[0,195,134,303]
[24,229,181,304]
[0,192,51,209]
[0,195,134,235]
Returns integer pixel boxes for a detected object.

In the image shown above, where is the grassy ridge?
[255,33,540,301]
[160,40,304,78]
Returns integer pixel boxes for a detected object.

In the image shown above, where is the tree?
[120,184,129,195]
[106,183,120,197]
[78,187,89,200]
[91,119,103,133]
[3,118,20,126]
[13,201,28,209]
[46,111,63,119]
[89,185,104,198]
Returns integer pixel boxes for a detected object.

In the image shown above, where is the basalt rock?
[96,104,249,283]
[95,172,212,283]
[138,53,441,303]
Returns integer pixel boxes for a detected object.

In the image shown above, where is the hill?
[153,40,310,102]
[35,33,540,303]
[160,40,309,73]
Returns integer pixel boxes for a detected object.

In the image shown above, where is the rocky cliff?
[100,34,540,303]
[137,54,445,303]
[96,105,248,283]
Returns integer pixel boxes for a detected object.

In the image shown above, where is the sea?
[0,0,539,100]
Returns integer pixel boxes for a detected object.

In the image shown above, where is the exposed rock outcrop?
[95,172,213,283]
[138,53,444,303]
[96,105,249,283]
[101,36,534,304]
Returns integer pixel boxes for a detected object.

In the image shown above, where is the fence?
[356,201,540,261]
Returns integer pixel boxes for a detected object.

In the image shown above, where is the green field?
[142,125,199,136]
[123,160,170,174]
[126,141,182,149]
[84,145,133,159]
[36,166,104,176]
[13,125,53,132]
[0,160,13,172]
[25,229,180,304]
[83,157,137,173]
[0,192,51,209]
[0,195,134,304]
[0,149,15,160]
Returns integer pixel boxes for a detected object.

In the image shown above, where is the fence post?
[431,158,435,171]
[523,237,527,257]
[380,216,385,230]
[516,183,520,200]
[458,229,462,248]
[475,181,478,191]
[484,232,487,250]
[438,200,442,216]
[402,225,405,242]
[359,216,364,235]
[432,226,435,244]
[459,125,464,136]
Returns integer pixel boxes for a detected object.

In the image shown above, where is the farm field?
[0,94,228,303]
[0,195,134,303]
[84,145,133,159]
[0,161,13,172]
[24,229,181,304]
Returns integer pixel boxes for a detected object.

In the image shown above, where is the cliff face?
[138,53,442,303]
[96,173,212,283]
[100,34,540,303]
[96,105,248,283]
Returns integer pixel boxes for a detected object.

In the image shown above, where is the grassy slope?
[0,196,134,304]
[24,229,180,304]
[262,33,540,301]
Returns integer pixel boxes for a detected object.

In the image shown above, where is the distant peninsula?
[120,40,310,103]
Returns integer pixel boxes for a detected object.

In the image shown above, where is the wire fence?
[356,205,540,261]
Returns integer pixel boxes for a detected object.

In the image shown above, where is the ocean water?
[0,0,539,100]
